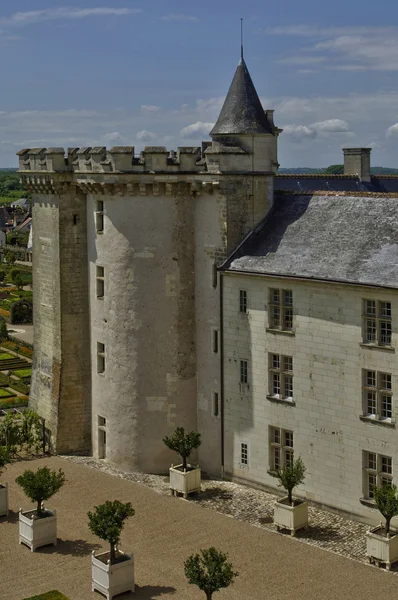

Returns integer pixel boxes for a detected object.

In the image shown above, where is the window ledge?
[359,415,395,428]
[359,497,378,509]
[266,328,295,336]
[267,395,296,406]
[96,231,104,235]
[267,469,278,478]
[360,343,395,352]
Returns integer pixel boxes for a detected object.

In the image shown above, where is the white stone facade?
[223,273,398,523]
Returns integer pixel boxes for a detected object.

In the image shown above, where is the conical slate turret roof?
[210,58,273,136]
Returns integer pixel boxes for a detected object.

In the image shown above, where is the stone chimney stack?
[343,147,371,182]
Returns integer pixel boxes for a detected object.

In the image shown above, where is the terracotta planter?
[92,550,134,600]
[19,507,57,551]
[169,464,201,498]
[366,524,398,570]
[274,497,308,536]
[0,483,8,517]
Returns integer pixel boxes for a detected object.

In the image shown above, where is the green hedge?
[23,591,71,600]
[0,396,28,409]
[0,388,13,398]
[13,367,32,379]
[9,378,29,395]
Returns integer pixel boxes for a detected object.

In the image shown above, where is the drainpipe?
[219,270,225,479]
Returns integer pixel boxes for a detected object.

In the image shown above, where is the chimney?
[343,147,371,182]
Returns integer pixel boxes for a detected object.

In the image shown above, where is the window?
[98,415,106,459]
[363,299,392,346]
[239,289,247,313]
[96,200,104,232]
[212,329,219,354]
[362,369,393,422]
[212,263,217,288]
[97,342,105,374]
[213,392,219,417]
[96,266,104,298]
[269,289,293,331]
[240,442,248,465]
[240,360,248,384]
[268,354,293,401]
[269,427,294,471]
[363,451,393,499]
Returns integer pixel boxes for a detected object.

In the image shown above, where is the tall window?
[363,451,393,499]
[269,427,294,471]
[96,266,104,298]
[269,289,293,331]
[213,392,219,417]
[240,442,248,465]
[363,299,392,346]
[362,369,393,422]
[239,289,247,313]
[98,415,106,459]
[268,354,293,401]
[97,342,105,374]
[240,360,248,384]
[96,200,104,233]
[212,329,219,354]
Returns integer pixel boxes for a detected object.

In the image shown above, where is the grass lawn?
[23,592,71,600]
[13,367,32,379]
[0,352,14,360]
[0,387,14,398]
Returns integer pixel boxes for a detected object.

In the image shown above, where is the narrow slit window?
[97,342,105,374]
[212,329,219,354]
[213,392,219,417]
[96,265,104,298]
[239,290,247,313]
[96,200,104,233]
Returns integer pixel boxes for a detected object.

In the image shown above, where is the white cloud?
[267,25,398,71]
[310,119,349,133]
[180,121,214,138]
[0,8,141,27]
[136,130,156,141]
[386,124,398,137]
[104,132,123,143]
[141,105,161,113]
[160,14,198,22]
[282,125,316,141]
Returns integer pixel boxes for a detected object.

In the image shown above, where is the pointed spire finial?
[240,18,244,60]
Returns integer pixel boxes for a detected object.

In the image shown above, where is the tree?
[88,500,135,564]
[4,250,16,265]
[374,483,398,535]
[323,164,344,174]
[184,547,238,600]
[0,446,11,478]
[10,269,20,282]
[16,467,65,518]
[0,271,6,283]
[163,427,201,471]
[14,275,23,290]
[276,457,306,505]
[0,316,8,341]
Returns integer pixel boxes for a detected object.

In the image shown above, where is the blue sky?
[1,0,398,167]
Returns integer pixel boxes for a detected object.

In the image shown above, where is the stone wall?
[223,273,398,523]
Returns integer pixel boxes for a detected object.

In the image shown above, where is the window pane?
[366,370,376,387]
[380,321,392,345]
[365,319,376,342]
[283,290,293,306]
[272,373,280,395]
[285,430,293,448]
[364,300,376,316]
[284,375,293,398]
[285,449,294,467]
[240,360,248,383]
[274,447,281,470]
[381,396,392,420]
[380,302,392,319]
[273,428,280,445]
[272,354,280,369]
[366,391,376,415]
[368,473,376,498]
[382,456,392,474]
[368,452,377,470]
[270,306,280,328]
[380,373,392,391]
[284,308,293,330]
[283,356,293,372]
[271,289,280,303]
[241,443,248,465]
[239,290,247,313]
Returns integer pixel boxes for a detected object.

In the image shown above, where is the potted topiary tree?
[88,500,135,599]
[366,483,398,570]
[16,466,65,551]
[273,457,307,536]
[163,427,201,498]
[0,446,11,517]
[184,546,238,600]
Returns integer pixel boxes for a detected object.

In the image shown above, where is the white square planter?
[19,507,57,551]
[0,483,8,517]
[274,498,308,536]
[366,525,398,570]
[169,464,201,498]
[92,550,134,600]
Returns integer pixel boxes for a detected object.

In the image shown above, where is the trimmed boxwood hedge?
[23,592,71,600]
[0,396,28,409]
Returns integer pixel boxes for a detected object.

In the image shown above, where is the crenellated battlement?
[17,145,206,174]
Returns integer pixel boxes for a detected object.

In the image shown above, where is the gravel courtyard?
[2,455,398,600]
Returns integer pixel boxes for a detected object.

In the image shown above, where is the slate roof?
[223,194,398,289]
[210,58,273,136]
[274,175,398,194]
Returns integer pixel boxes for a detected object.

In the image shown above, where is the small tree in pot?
[184,546,238,600]
[16,466,65,551]
[0,446,11,517]
[163,427,202,497]
[366,483,398,569]
[274,457,308,535]
[88,500,135,598]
